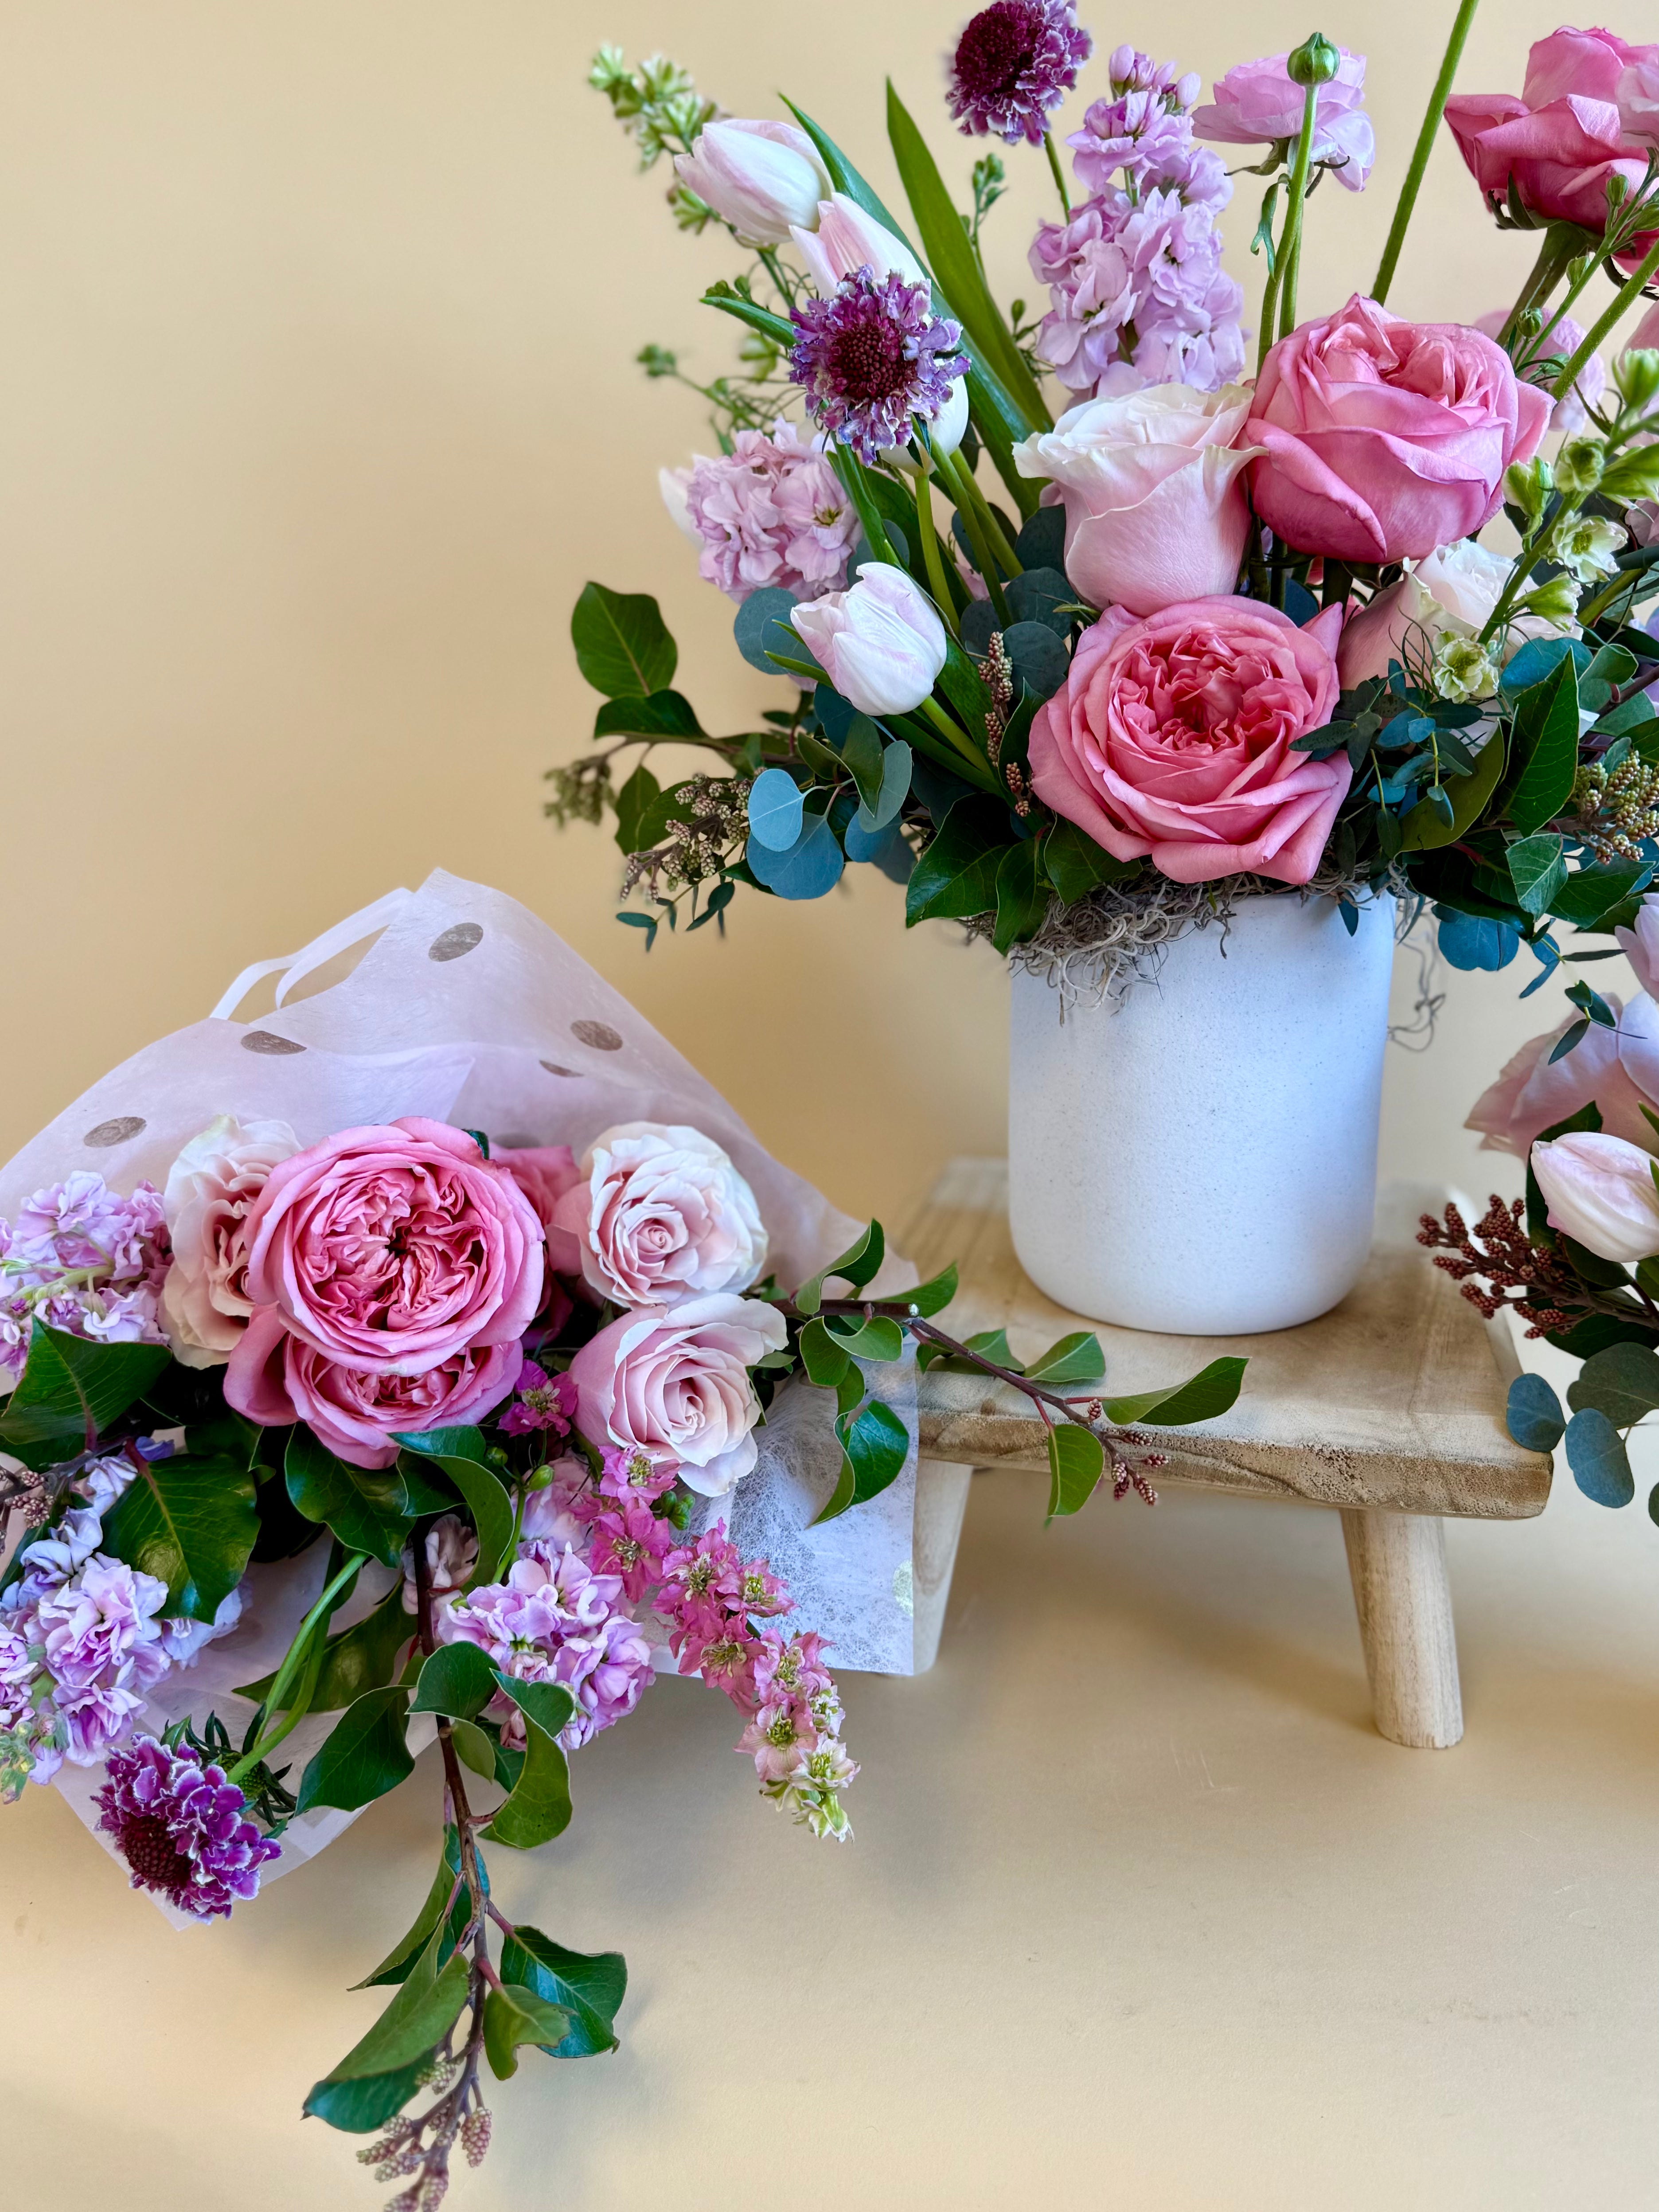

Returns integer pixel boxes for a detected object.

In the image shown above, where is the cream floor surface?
[6,1446,1658,2210]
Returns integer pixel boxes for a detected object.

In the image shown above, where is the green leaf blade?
[296,1686,415,1815]
[1046,1423,1105,1518]
[1102,1356,1248,1428]
[499,1926,627,2059]
[570,583,676,699]
[102,1450,258,1622]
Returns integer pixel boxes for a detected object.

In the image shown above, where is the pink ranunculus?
[1245,297,1551,565]
[1011,383,1262,616]
[1027,594,1349,884]
[226,1307,521,1470]
[159,1114,301,1368]
[1465,992,1659,1158]
[570,1293,788,1497]
[494,1141,583,1278]
[1444,27,1659,246]
[552,1122,768,1307]
[1191,46,1375,190]
[238,1117,544,1375]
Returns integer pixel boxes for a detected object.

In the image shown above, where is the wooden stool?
[902,1161,1552,1747]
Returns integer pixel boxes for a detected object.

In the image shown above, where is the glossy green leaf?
[0,1325,171,1469]
[1024,1331,1107,1386]
[392,1425,489,1463]
[1548,857,1653,927]
[1565,1342,1659,1427]
[296,1686,414,1815]
[1505,656,1582,837]
[858,739,912,833]
[1102,1356,1247,1428]
[992,837,1049,954]
[353,1845,457,1989]
[484,1985,574,2083]
[1046,1423,1105,1518]
[613,762,663,853]
[1399,723,1507,851]
[1565,1406,1635,1506]
[101,1450,258,1622]
[398,1451,513,1587]
[797,1315,853,1389]
[795,1222,886,1315]
[899,1262,958,1319]
[304,1946,471,2132]
[499,1926,627,2059]
[301,2054,433,2135]
[906,794,1016,925]
[822,1313,906,1363]
[570,582,676,699]
[409,1641,499,1720]
[591,688,703,741]
[483,1679,575,1849]
[287,1428,418,1568]
[452,1717,498,1780]
[815,1396,910,1524]
[1507,833,1569,916]
[263,1581,412,1713]
[841,715,886,814]
[1042,818,1141,902]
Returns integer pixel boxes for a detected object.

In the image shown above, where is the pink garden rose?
[1465,992,1659,1158]
[570,1292,788,1497]
[1011,383,1261,616]
[235,1117,543,1373]
[493,1141,584,1278]
[553,1122,767,1307]
[229,1307,521,1469]
[1245,297,1551,565]
[1445,28,1659,246]
[1027,594,1349,884]
[159,1114,299,1368]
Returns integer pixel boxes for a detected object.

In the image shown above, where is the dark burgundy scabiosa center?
[825,309,910,403]
[114,1809,196,1899]
[954,0,1042,102]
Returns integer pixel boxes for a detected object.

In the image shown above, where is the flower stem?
[1042,131,1071,217]
[1497,225,1584,354]
[1372,0,1481,306]
[940,449,1014,625]
[1552,234,1659,399]
[912,460,961,642]
[1275,80,1323,344]
[227,1549,367,1785]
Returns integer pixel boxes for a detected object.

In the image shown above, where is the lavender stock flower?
[789,268,967,465]
[95,1733,279,1918]
[946,0,1092,146]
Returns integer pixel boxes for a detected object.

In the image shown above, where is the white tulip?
[673,119,831,247]
[790,562,948,715]
[1531,1131,1659,1264]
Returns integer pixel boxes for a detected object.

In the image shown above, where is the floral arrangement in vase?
[0,874,1240,2205]
[550,12,1659,1008]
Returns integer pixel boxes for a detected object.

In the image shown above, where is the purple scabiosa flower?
[789,269,967,466]
[94,1734,280,1918]
[676,422,859,605]
[498,1353,578,1439]
[946,0,1093,147]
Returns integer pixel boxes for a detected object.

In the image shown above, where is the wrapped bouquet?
[552,12,1659,1001]
[0,872,1235,2203]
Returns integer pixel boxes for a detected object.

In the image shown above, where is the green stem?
[1257,247,1286,378]
[1498,227,1580,353]
[943,445,1022,577]
[1042,131,1071,218]
[1372,0,1481,306]
[940,451,1013,625]
[1553,235,1659,399]
[227,1549,367,1785]
[913,462,960,642]
[832,446,896,567]
[914,694,999,782]
[1276,82,1322,344]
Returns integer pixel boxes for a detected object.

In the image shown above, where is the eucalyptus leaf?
[1505,1372,1566,1454]
[747,767,805,852]
[746,812,845,900]
[1564,1406,1635,1506]
[733,587,803,675]
[1565,1342,1659,1428]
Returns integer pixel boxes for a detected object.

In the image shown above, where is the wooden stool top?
[902,1161,1552,1521]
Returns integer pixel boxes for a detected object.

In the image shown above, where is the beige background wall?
[4,0,1652,1228]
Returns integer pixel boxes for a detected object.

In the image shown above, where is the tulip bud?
[673,119,831,246]
[789,562,948,716]
[1287,33,1341,87]
[1531,1132,1659,1264]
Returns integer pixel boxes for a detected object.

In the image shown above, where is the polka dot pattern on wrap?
[428,923,484,962]
[242,1031,305,1055]
[84,1116,145,1148]
[570,1020,623,1052]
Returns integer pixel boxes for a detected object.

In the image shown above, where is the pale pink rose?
[553,1123,767,1307]
[1531,1130,1659,1263]
[1616,894,1659,997]
[494,1142,584,1278]
[237,1117,544,1375]
[1465,992,1659,1157]
[1191,46,1374,189]
[570,1293,788,1497]
[228,1307,521,1470]
[1445,28,1659,244]
[1245,297,1551,565]
[159,1114,300,1368]
[1028,594,1349,884]
[1472,309,1604,434]
[1335,539,1562,690]
[1011,384,1261,615]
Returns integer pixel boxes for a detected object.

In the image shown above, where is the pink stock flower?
[227,1308,521,1470]
[493,1142,584,1279]
[518,1455,596,1553]
[659,1523,746,1658]
[570,1293,788,1497]
[35,1555,169,1697]
[1013,383,1259,615]
[440,1542,653,1750]
[597,1441,679,1505]
[586,1498,674,1606]
[1192,47,1375,189]
[1465,991,1659,1158]
[1445,28,1659,249]
[676,423,858,606]
[1028,595,1349,885]
[1616,894,1659,998]
[499,1355,578,1439]
[400,1514,478,1615]
[553,1122,768,1307]
[159,1115,299,1367]
[1245,297,1551,565]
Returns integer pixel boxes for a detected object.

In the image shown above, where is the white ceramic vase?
[1007,893,1396,1335]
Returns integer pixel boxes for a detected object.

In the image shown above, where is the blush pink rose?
[159,1114,300,1368]
[570,1292,788,1497]
[1445,28,1659,247]
[1465,992,1659,1158]
[1028,595,1349,884]
[494,1142,584,1278]
[236,1116,544,1372]
[553,1123,768,1307]
[229,1308,519,1470]
[1245,296,1551,565]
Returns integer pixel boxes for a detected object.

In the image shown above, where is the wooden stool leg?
[1340,1509,1464,1749]
[910,1459,974,1673]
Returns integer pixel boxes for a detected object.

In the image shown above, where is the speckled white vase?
[1008,893,1396,1335]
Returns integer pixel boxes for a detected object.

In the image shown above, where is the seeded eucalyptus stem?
[1372,0,1480,306]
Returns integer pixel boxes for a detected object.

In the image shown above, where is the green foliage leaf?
[1399,722,1507,851]
[614,762,662,853]
[570,582,676,699]
[1504,656,1582,836]
[296,1686,414,1815]
[906,794,1017,925]
[991,838,1049,954]
[353,1845,457,1989]
[409,1641,499,1720]
[499,1926,627,2059]
[483,1678,576,1849]
[794,1222,886,1315]
[592,688,703,741]
[1506,833,1569,916]
[1102,1356,1247,1427]
[452,1717,498,1779]
[287,1428,421,1569]
[484,1985,575,2083]
[1506,1372,1566,1454]
[1024,1331,1107,1386]
[304,1945,471,2132]
[1565,1342,1659,1427]
[395,1450,513,1588]
[1548,856,1652,927]
[0,1326,172,1469]
[1564,1406,1635,1506]
[101,1450,258,1622]
[858,739,912,832]
[900,1262,958,1318]
[823,1313,906,1363]
[1046,1423,1105,1518]
[797,1315,853,1389]
[297,1583,414,1713]
[814,1395,910,1524]
[1042,817,1140,902]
